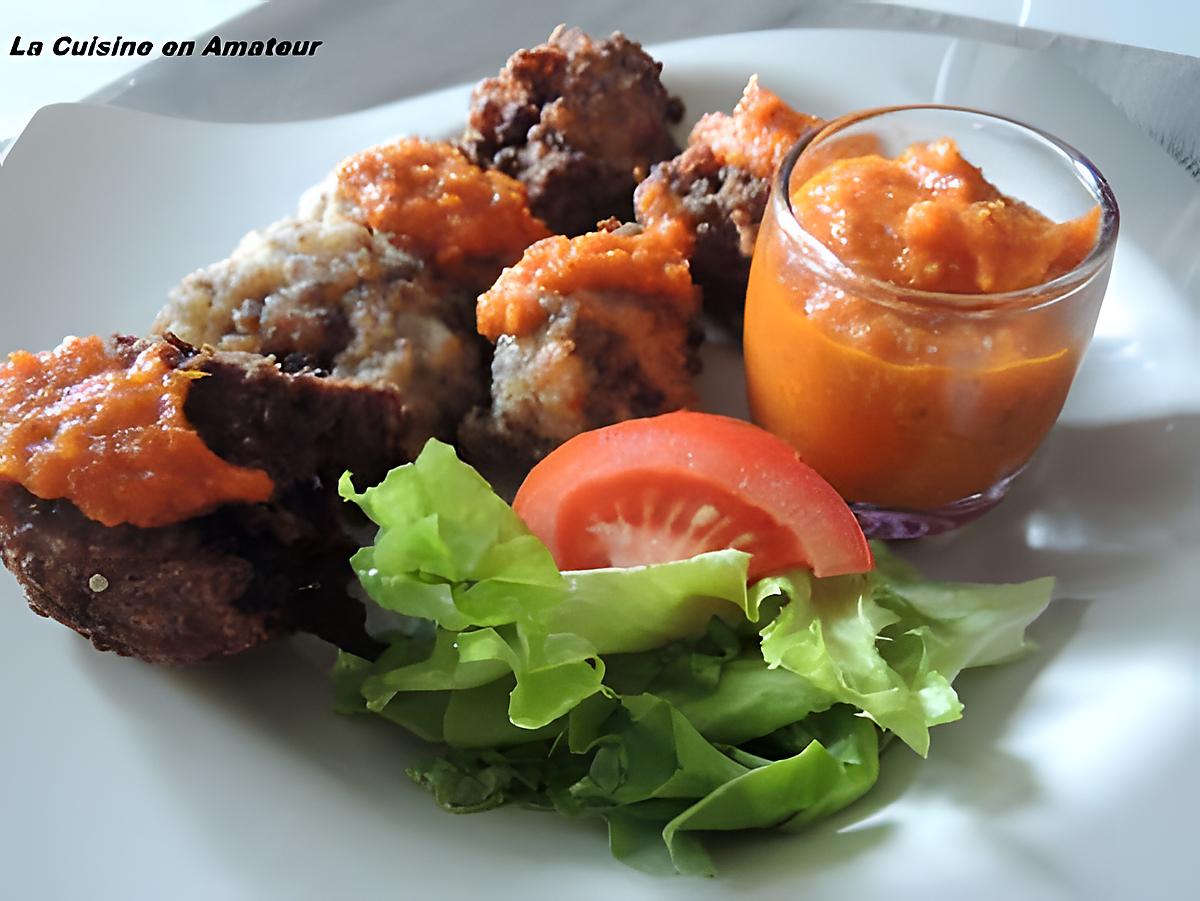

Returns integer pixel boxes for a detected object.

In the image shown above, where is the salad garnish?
[335,427,1052,875]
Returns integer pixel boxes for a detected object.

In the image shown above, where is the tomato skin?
[514,412,873,579]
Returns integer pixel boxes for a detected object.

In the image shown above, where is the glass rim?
[772,103,1121,317]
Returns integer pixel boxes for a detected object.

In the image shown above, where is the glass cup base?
[850,470,1023,540]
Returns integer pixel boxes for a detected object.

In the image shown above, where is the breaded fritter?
[154,215,484,459]
[464,222,701,468]
[462,26,683,236]
[305,137,550,292]
[636,77,821,332]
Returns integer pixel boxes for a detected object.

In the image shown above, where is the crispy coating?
[462,224,701,469]
[635,77,820,333]
[154,215,484,459]
[462,25,683,236]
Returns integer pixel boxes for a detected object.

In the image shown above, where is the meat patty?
[154,216,484,460]
[462,25,683,236]
[0,335,412,664]
[0,483,360,665]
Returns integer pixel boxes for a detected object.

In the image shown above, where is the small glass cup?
[743,105,1119,539]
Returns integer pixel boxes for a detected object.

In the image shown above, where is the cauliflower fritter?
[462,26,683,236]
[635,77,821,333]
[464,222,701,467]
[153,215,483,459]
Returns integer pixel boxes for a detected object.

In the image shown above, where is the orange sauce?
[0,336,274,527]
[631,175,695,255]
[744,138,1100,509]
[791,138,1099,293]
[336,138,551,277]
[635,78,822,259]
[690,76,823,179]
[477,228,697,340]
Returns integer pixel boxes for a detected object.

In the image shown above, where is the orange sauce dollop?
[0,336,274,527]
[477,228,698,340]
[690,76,823,179]
[744,138,1101,509]
[632,176,690,248]
[336,138,551,277]
[791,137,1100,293]
[635,77,823,256]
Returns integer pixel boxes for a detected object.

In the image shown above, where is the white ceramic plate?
[1,28,1198,900]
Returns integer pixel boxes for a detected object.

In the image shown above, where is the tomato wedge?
[513,411,872,580]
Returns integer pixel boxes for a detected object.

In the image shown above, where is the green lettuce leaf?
[336,439,1055,875]
[338,440,566,633]
[400,698,878,877]
[339,441,763,732]
[550,552,757,654]
[757,544,1053,755]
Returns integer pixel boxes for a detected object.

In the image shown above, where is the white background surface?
[0,0,256,137]
[1,1,1197,138]
[1,24,1197,900]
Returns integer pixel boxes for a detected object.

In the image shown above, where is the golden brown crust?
[155,216,486,458]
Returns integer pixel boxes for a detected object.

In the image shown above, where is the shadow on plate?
[75,634,421,799]
[710,415,1200,879]
[898,414,1200,589]
[711,594,1086,883]
[74,633,612,877]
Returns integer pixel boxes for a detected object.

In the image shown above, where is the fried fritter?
[635,77,821,333]
[304,137,550,293]
[463,222,701,470]
[635,144,770,335]
[154,215,484,460]
[462,26,683,236]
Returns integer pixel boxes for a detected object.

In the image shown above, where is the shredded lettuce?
[335,440,1054,875]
